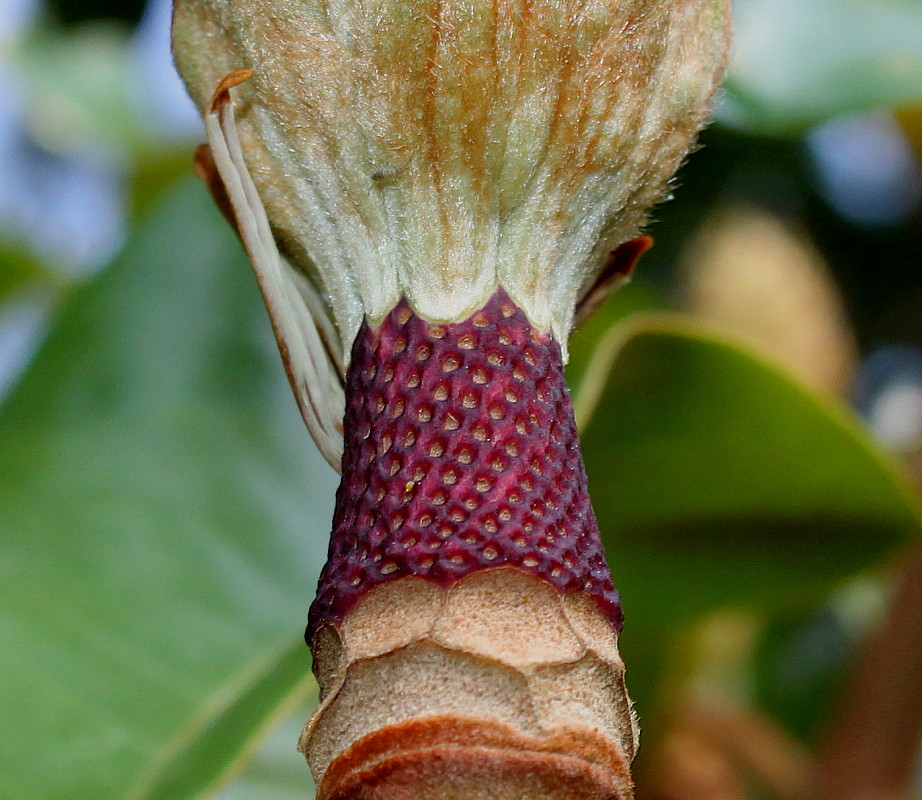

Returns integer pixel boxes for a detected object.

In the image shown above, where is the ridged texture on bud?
[173,0,730,351]
[308,289,621,641]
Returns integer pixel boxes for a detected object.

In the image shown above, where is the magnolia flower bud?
[172,1,730,797]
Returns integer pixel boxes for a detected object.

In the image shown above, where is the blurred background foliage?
[1,0,921,798]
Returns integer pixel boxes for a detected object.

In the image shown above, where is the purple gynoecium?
[309,289,621,642]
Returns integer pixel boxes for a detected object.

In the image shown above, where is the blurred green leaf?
[566,278,664,392]
[724,0,922,133]
[0,245,53,299]
[14,23,139,156]
[0,180,334,799]
[752,606,852,744]
[216,700,317,800]
[578,314,921,634]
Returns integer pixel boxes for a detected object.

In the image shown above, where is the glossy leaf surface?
[578,314,920,635]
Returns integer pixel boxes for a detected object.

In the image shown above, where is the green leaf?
[216,701,318,800]
[125,641,315,800]
[0,179,334,799]
[723,0,922,133]
[577,313,921,635]
[0,245,52,299]
[751,604,852,744]
[566,278,663,392]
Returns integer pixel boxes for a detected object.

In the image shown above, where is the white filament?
[205,82,345,470]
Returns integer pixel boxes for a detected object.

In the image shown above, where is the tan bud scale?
[305,569,636,799]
